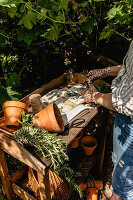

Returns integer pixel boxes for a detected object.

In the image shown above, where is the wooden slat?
[11,166,26,183]
[0,149,15,200]
[0,134,46,175]
[12,183,37,200]
[37,168,51,200]
[59,107,98,144]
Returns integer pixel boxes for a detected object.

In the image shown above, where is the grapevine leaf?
[99,24,113,40]
[41,24,61,41]
[0,0,16,7]
[6,72,21,88]
[17,28,37,45]
[18,12,37,30]
[82,18,97,34]
[58,0,68,11]
[106,5,123,20]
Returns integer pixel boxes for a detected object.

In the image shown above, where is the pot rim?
[48,103,64,132]
[3,101,28,110]
[81,135,97,148]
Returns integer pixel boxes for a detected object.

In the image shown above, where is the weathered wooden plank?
[11,166,26,183]
[59,107,98,144]
[12,183,37,200]
[37,168,51,200]
[0,149,15,200]
[0,134,46,175]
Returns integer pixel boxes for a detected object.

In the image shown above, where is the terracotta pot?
[85,188,98,200]
[33,103,64,132]
[81,136,97,155]
[3,101,28,126]
[70,130,83,148]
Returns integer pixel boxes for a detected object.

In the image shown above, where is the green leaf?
[127,0,133,5]
[6,86,21,100]
[41,24,61,41]
[106,5,123,20]
[82,18,97,34]
[58,0,68,11]
[8,7,17,18]
[17,28,37,45]
[99,24,113,40]
[18,12,37,30]
[6,72,21,88]
[78,1,88,7]
[0,85,10,106]
[0,0,16,7]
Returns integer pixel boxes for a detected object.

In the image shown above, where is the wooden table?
[0,73,108,200]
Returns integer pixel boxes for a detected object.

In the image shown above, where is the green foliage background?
[0,0,132,108]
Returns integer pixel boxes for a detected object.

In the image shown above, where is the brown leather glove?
[80,81,98,103]
[86,67,111,81]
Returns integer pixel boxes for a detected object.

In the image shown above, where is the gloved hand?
[86,67,111,81]
[80,81,98,104]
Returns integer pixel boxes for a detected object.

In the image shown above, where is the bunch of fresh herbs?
[14,111,82,197]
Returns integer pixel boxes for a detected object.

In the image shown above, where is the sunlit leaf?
[106,5,123,20]
[99,24,113,40]
[6,86,21,100]
[18,12,37,30]
[0,0,16,7]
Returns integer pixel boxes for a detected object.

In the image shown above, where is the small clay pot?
[81,136,97,155]
[85,188,98,200]
[3,101,28,126]
[33,103,64,132]
[70,130,83,148]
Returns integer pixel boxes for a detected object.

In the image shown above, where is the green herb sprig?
[14,111,82,197]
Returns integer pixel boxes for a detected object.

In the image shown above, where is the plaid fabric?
[111,40,133,120]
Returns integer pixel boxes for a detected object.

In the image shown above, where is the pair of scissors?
[70,118,85,128]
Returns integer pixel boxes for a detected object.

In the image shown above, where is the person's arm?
[108,64,123,76]
[93,92,116,111]
[86,64,123,81]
